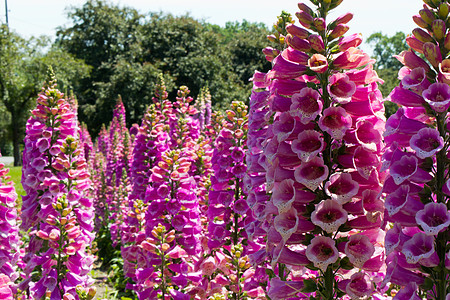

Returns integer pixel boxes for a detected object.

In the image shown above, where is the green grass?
[6,166,24,205]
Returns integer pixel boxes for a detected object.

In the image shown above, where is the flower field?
[1,0,450,299]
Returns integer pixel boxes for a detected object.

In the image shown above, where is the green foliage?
[366,31,408,118]
[56,0,272,135]
[367,31,407,70]
[7,166,24,202]
[0,25,90,165]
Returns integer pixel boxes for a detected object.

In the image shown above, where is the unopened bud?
[267,34,277,43]
[432,19,446,40]
[406,36,425,53]
[444,32,450,50]
[439,3,449,18]
[329,24,349,40]
[419,8,436,25]
[165,235,175,243]
[286,34,312,51]
[413,27,434,43]
[286,23,309,39]
[313,18,326,31]
[297,3,314,15]
[161,243,170,252]
[329,12,353,31]
[422,0,436,8]
[330,0,344,9]
[412,15,429,29]
[87,287,97,300]
[308,34,325,52]
[423,42,442,68]
[296,11,314,28]
[62,208,72,217]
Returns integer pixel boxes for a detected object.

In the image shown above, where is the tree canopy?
[55,0,272,135]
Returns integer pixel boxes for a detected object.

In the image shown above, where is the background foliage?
[0,0,409,165]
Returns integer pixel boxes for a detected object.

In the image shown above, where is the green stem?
[324,267,334,300]
[435,232,447,300]
[436,113,446,204]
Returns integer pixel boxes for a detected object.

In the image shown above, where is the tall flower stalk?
[255,1,386,299]
[204,101,265,299]
[19,72,95,300]
[0,152,19,299]
[382,1,450,299]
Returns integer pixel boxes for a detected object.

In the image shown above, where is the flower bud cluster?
[130,86,203,299]
[19,74,95,300]
[201,101,265,298]
[121,78,171,285]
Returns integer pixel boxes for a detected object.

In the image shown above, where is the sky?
[0,0,422,49]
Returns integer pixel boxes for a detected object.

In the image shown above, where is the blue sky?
[1,0,421,50]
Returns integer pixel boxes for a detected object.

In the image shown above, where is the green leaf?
[339,257,354,270]
[302,279,318,293]
[421,277,434,291]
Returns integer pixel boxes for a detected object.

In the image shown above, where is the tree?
[366,32,408,117]
[0,25,90,165]
[56,0,145,134]
[56,0,273,134]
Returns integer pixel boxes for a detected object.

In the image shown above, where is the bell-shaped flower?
[401,67,430,93]
[291,130,324,162]
[387,86,426,108]
[273,112,315,142]
[402,232,435,264]
[353,146,380,179]
[333,47,374,69]
[266,53,307,80]
[272,179,296,214]
[274,245,310,266]
[438,59,450,83]
[415,202,450,236]
[0,274,13,300]
[305,236,339,272]
[290,87,323,124]
[345,64,381,86]
[338,33,362,52]
[294,156,329,191]
[345,272,374,300]
[267,277,304,299]
[328,73,356,104]
[308,53,328,73]
[385,185,413,216]
[423,82,450,112]
[395,50,430,72]
[274,207,299,243]
[311,199,348,233]
[318,106,352,140]
[390,155,431,185]
[385,223,402,255]
[394,282,421,300]
[345,234,375,268]
[382,255,425,288]
[325,172,359,204]
[409,127,444,159]
[354,117,383,152]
